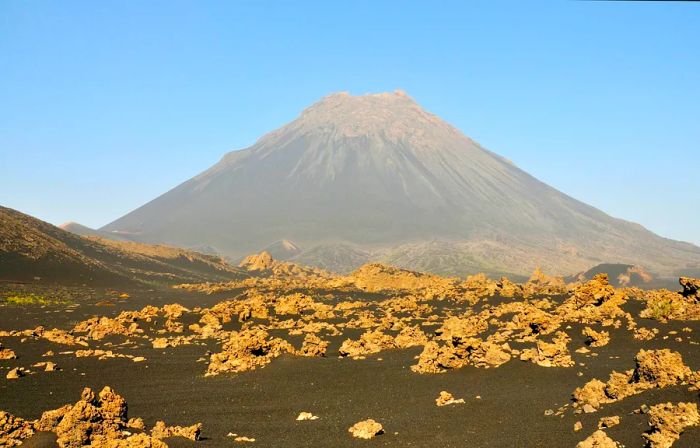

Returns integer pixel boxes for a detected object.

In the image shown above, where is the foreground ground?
[1,254,700,447]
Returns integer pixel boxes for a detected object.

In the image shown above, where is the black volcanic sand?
[1,286,700,447]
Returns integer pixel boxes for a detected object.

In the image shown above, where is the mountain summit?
[102,91,700,277]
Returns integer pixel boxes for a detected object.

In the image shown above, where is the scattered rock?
[0,346,16,360]
[151,420,202,441]
[339,330,395,359]
[6,368,23,380]
[598,416,620,429]
[348,419,384,439]
[296,334,328,357]
[348,418,384,439]
[206,328,292,375]
[296,412,319,421]
[573,349,692,411]
[583,327,610,347]
[435,391,465,407]
[520,331,574,367]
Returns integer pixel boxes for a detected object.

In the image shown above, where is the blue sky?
[1,1,698,244]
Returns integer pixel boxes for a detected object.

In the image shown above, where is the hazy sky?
[1,1,698,245]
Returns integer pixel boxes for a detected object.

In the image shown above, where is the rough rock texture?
[640,284,700,322]
[0,344,16,359]
[519,331,574,367]
[644,402,700,448]
[679,277,699,300]
[435,391,465,406]
[0,411,34,447]
[151,420,202,441]
[576,430,620,448]
[633,349,691,387]
[339,330,395,359]
[0,387,201,447]
[296,333,328,357]
[206,328,292,375]
[598,416,620,429]
[583,327,611,348]
[573,349,692,411]
[348,419,384,439]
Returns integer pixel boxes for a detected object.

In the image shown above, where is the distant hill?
[567,263,679,290]
[59,221,131,241]
[260,239,302,260]
[102,91,700,278]
[0,206,248,286]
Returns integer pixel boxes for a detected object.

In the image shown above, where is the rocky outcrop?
[239,251,275,271]
[679,277,699,300]
[206,328,292,375]
[296,333,328,357]
[523,268,567,297]
[339,330,395,359]
[573,349,692,411]
[583,327,610,348]
[519,331,574,367]
[412,335,511,373]
[644,402,699,448]
[0,411,34,447]
[151,421,202,441]
[0,386,202,448]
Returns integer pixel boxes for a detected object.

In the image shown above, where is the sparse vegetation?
[1,293,72,306]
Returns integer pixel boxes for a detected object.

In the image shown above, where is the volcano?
[102,91,700,277]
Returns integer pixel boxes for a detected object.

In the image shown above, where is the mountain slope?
[0,206,248,285]
[59,221,132,241]
[102,91,700,277]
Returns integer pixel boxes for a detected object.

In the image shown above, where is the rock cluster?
[0,411,34,447]
[411,333,511,374]
[0,386,202,447]
[583,327,610,348]
[206,328,292,375]
[151,420,201,441]
[520,331,574,367]
[644,402,699,448]
[679,277,699,300]
[339,330,395,359]
[297,333,328,357]
[573,349,692,411]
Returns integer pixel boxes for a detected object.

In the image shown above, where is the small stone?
[296,412,319,421]
[582,404,597,414]
[6,367,23,379]
[435,391,465,407]
[348,419,384,439]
